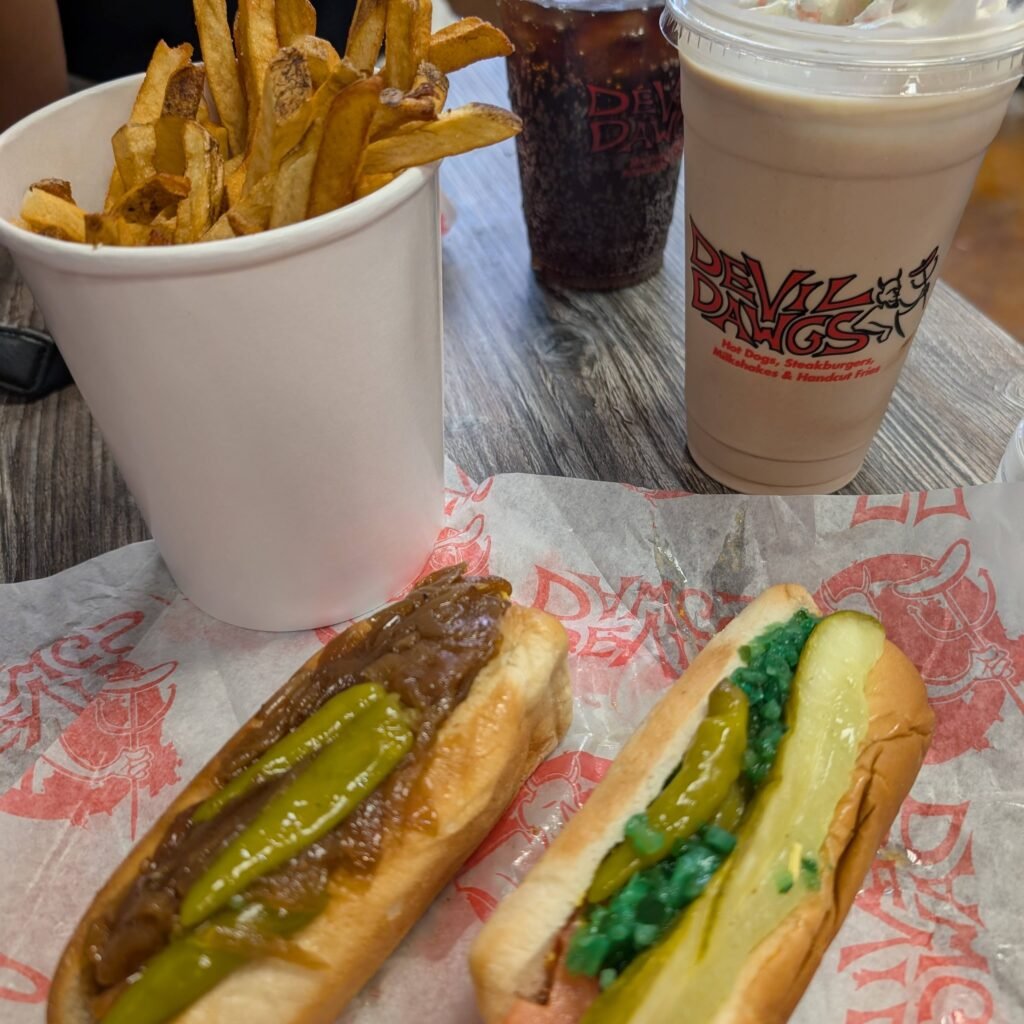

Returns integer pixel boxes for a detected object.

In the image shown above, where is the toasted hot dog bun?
[50,603,572,1024]
[470,584,934,1024]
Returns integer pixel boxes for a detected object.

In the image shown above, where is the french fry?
[21,187,87,242]
[289,34,343,87]
[345,0,387,73]
[153,115,189,174]
[104,172,127,214]
[201,214,238,241]
[244,46,314,192]
[112,124,158,188]
[269,132,320,227]
[266,61,369,226]
[225,173,277,234]
[236,0,281,151]
[131,42,195,123]
[383,0,432,91]
[308,77,383,217]
[102,41,193,212]
[370,60,447,139]
[224,154,248,206]
[111,174,191,224]
[370,91,435,140]
[361,103,522,175]
[193,0,248,156]
[427,18,513,74]
[162,64,207,119]
[276,0,317,45]
[353,172,396,200]
[84,213,172,247]
[13,0,521,246]
[29,178,75,203]
[203,117,231,157]
[176,123,223,242]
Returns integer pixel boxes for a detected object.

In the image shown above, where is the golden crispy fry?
[103,172,126,214]
[112,124,158,188]
[244,46,314,191]
[29,178,75,203]
[289,34,342,87]
[308,77,383,217]
[15,0,520,245]
[427,18,513,74]
[370,92,435,140]
[162,64,207,119]
[269,133,319,228]
[203,117,231,157]
[111,173,191,224]
[131,41,195,123]
[224,173,276,234]
[362,102,522,175]
[353,171,396,200]
[201,215,238,241]
[84,213,173,247]
[369,64,448,141]
[21,187,87,242]
[154,115,189,174]
[345,0,387,73]
[383,0,432,91]
[176,123,223,241]
[102,41,193,213]
[224,154,247,206]
[194,0,248,156]
[236,0,280,150]
[276,0,317,45]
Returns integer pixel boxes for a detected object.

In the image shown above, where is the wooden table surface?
[2,58,1024,585]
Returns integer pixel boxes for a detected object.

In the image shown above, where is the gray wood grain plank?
[2,58,1022,586]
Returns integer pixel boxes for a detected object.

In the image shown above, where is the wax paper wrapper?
[2,469,1022,1024]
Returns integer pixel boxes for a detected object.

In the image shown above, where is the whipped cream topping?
[736,0,1020,30]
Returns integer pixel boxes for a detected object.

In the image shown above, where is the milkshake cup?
[662,0,1024,493]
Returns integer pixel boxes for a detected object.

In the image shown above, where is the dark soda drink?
[500,0,683,290]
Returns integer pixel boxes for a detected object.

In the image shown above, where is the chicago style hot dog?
[471,584,934,1024]
[49,566,572,1024]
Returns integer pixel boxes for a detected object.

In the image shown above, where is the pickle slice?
[584,611,884,1024]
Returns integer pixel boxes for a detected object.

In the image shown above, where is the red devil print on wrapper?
[0,611,180,838]
[455,751,611,921]
[532,567,752,703]
[837,800,994,1024]
[817,539,1024,764]
[0,954,48,1004]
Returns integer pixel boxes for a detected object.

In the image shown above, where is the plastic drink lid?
[997,419,1024,484]
[661,0,1024,96]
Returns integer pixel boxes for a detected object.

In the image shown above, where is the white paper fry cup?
[0,75,444,631]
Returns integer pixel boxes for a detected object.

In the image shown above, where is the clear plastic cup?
[997,419,1024,484]
[662,0,1024,493]
[501,0,684,290]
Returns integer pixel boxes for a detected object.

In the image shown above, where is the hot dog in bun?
[471,584,933,1024]
[49,565,572,1024]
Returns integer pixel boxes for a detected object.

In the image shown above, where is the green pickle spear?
[582,611,883,1024]
[587,681,748,904]
[102,900,322,1024]
[194,682,389,823]
[181,694,414,927]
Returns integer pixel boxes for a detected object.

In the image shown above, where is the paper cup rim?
[0,72,438,279]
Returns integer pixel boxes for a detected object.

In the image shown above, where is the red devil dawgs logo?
[690,219,939,358]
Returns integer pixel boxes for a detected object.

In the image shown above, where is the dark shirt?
[57,0,357,81]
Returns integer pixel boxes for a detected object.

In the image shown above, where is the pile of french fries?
[16,0,519,246]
